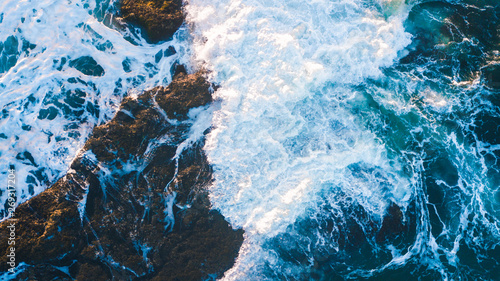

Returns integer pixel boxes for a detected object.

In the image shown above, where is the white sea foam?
[0,0,191,217]
[186,0,412,278]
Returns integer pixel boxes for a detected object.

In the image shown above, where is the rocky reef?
[0,71,244,280]
[120,0,184,43]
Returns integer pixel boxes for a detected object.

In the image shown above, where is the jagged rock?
[120,0,184,43]
[0,72,244,280]
[156,71,212,121]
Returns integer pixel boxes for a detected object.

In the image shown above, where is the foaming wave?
[186,0,413,279]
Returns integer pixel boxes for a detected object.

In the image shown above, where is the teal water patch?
[69,56,105,76]
[0,35,36,74]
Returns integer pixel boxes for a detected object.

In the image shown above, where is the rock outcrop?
[120,0,184,43]
[0,71,244,280]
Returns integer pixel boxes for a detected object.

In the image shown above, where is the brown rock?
[156,71,212,121]
[120,0,184,43]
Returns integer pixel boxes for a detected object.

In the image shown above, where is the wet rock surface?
[481,63,500,90]
[0,71,244,280]
[120,0,184,43]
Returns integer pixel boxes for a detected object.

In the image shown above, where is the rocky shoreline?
[0,1,244,280]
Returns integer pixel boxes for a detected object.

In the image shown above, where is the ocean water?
[185,0,500,280]
[1,0,500,280]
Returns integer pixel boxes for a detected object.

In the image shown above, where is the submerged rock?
[481,63,500,90]
[120,0,184,43]
[0,71,243,280]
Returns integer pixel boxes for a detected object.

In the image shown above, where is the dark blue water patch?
[261,189,423,280]
[68,56,105,76]
[482,152,500,199]
[0,35,19,73]
[276,192,499,280]
[164,46,177,57]
[86,100,100,119]
[455,228,500,280]
[481,64,500,90]
[64,89,86,108]
[1,107,9,119]
[37,79,100,124]
[92,0,119,23]
[123,34,142,46]
[421,152,468,240]
[122,57,132,72]
[126,75,146,88]
[446,3,500,50]
[472,111,500,145]
[406,1,499,50]
[154,46,177,64]
[26,167,50,195]
[26,174,37,196]
[28,184,34,195]
[67,76,89,86]
[155,50,163,63]
[404,2,456,50]
[37,90,87,121]
[363,262,451,281]
[38,106,59,120]
[21,94,38,113]
[0,35,36,74]
[15,151,37,167]
[401,1,499,85]
[145,62,158,78]
[114,78,123,95]
[53,56,68,71]
[2,35,18,54]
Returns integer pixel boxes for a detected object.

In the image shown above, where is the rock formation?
[120,0,184,43]
[0,71,244,280]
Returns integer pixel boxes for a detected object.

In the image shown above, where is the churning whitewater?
[186,0,500,280]
[1,0,500,279]
[186,0,414,278]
